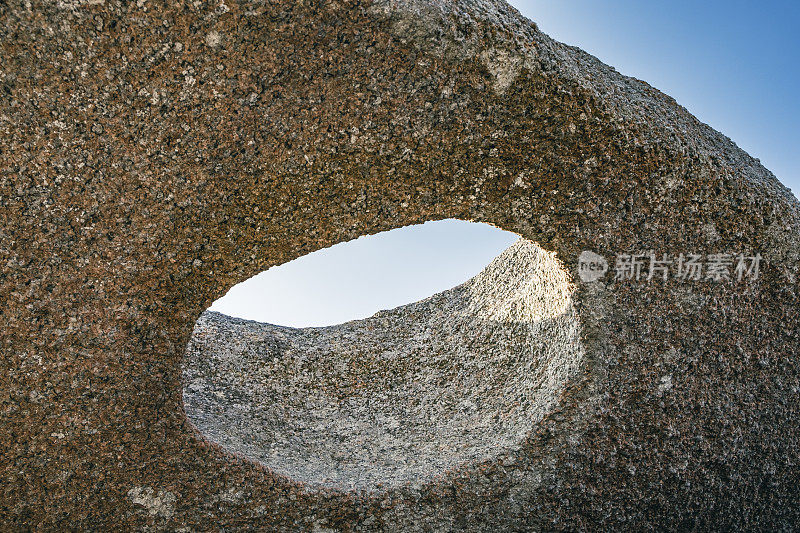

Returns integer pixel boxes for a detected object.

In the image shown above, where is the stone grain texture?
[1,0,799,531]
[183,240,584,492]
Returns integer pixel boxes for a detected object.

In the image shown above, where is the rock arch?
[1,0,799,530]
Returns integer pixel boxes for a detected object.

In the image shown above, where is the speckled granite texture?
[184,240,584,492]
[1,0,799,531]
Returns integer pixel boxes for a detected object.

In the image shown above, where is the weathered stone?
[1,0,798,530]
[184,240,583,492]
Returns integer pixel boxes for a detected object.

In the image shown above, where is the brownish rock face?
[1,0,798,530]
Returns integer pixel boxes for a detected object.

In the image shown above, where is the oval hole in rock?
[207,219,519,327]
[182,219,585,491]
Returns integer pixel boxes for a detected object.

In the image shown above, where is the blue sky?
[209,220,519,325]
[518,0,799,192]
[210,1,799,326]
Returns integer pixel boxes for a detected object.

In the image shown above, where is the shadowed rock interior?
[183,238,584,490]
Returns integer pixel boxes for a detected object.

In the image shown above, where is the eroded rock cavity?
[183,239,584,491]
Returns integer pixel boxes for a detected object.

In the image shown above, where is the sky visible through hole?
[209,221,519,327]
[211,1,798,326]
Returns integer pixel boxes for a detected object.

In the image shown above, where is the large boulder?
[1,0,798,530]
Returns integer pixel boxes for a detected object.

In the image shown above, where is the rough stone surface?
[1,0,799,530]
[184,239,583,491]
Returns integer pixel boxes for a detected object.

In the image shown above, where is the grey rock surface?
[184,239,584,491]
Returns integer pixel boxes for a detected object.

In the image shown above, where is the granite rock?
[1,0,799,530]
[183,239,583,492]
